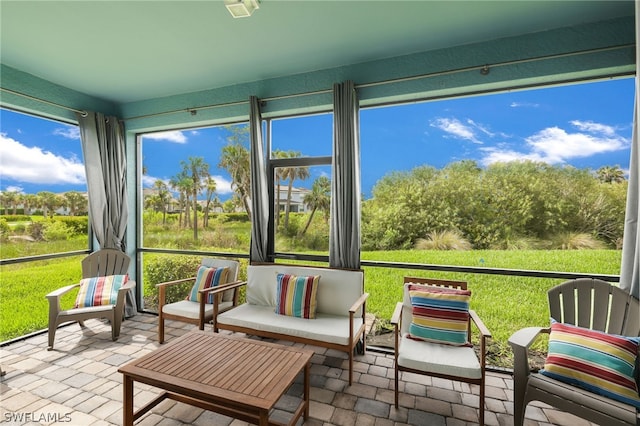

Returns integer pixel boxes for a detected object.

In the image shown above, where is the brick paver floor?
[0,314,596,425]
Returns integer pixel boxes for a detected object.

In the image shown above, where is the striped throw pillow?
[74,274,128,308]
[188,266,229,303]
[275,273,320,319]
[540,321,640,409]
[407,284,471,346]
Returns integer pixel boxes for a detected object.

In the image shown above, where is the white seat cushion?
[217,303,363,346]
[397,333,481,379]
[162,300,233,320]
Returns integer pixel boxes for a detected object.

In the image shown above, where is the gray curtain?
[329,81,361,269]
[249,96,269,263]
[77,111,128,250]
[619,3,640,299]
[77,111,136,316]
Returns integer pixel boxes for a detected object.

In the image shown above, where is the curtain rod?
[124,42,633,122]
[0,87,88,117]
[1,43,633,122]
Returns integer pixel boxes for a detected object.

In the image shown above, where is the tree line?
[0,190,87,217]
[143,126,331,239]
[362,160,627,250]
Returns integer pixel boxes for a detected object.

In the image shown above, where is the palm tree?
[2,190,18,215]
[282,156,310,229]
[300,176,331,236]
[203,176,217,228]
[596,165,625,183]
[64,191,86,216]
[181,156,209,240]
[219,140,251,216]
[23,194,38,215]
[37,191,61,218]
[169,173,192,228]
[272,149,292,227]
[152,180,171,224]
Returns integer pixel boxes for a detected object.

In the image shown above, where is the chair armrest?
[508,326,550,374]
[121,280,136,291]
[209,281,247,332]
[469,309,492,338]
[46,284,80,299]
[391,302,404,357]
[155,277,196,288]
[205,280,247,295]
[390,302,403,327]
[508,326,549,350]
[509,326,550,411]
[349,293,370,314]
[157,277,196,308]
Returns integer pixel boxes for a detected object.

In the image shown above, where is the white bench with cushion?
[211,263,368,384]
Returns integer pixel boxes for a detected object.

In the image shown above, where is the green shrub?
[0,218,10,239]
[42,221,72,241]
[415,230,471,250]
[54,216,88,235]
[215,212,250,223]
[143,255,203,309]
[550,232,606,250]
[1,215,31,222]
[29,222,45,240]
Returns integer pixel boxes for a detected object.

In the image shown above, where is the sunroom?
[1,1,639,425]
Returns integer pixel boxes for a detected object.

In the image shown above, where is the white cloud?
[53,126,80,140]
[467,119,494,137]
[479,121,629,166]
[570,120,617,137]
[510,102,540,108]
[141,175,162,188]
[431,117,483,144]
[0,133,86,185]
[4,185,24,194]
[211,175,233,195]
[142,131,187,143]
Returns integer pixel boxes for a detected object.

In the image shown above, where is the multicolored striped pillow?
[407,284,471,346]
[540,321,640,409]
[188,266,229,303]
[275,273,320,319]
[74,274,128,308]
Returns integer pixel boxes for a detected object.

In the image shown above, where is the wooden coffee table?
[118,331,314,426]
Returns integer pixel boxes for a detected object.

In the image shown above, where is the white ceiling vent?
[224,0,259,18]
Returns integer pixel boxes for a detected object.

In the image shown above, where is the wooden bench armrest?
[349,292,370,314]
[205,280,247,295]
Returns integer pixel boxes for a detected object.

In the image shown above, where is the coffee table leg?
[304,361,310,419]
[259,409,269,425]
[123,375,133,426]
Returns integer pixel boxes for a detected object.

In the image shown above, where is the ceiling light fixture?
[224,0,259,18]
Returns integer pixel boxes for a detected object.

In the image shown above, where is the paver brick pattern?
[0,314,597,426]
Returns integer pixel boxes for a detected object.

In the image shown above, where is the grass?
[0,243,621,368]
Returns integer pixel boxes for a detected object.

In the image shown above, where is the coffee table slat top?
[118,332,313,410]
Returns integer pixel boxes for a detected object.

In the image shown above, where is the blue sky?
[0,77,636,200]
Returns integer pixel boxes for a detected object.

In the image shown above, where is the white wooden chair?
[391,277,491,425]
[509,278,640,426]
[157,257,240,343]
[45,249,135,349]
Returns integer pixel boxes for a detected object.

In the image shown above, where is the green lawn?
[0,248,621,368]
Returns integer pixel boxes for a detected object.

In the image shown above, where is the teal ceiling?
[1,1,635,106]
